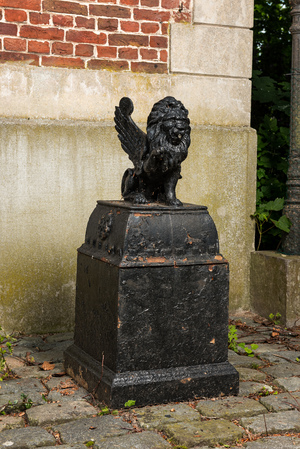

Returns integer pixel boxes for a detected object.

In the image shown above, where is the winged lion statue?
[114,96,191,206]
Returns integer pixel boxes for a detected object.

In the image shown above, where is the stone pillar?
[282,0,300,254]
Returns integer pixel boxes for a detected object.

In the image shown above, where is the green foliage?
[228,325,238,352]
[251,197,291,250]
[269,312,282,325]
[20,393,33,410]
[85,440,95,447]
[228,326,258,357]
[0,326,16,381]
[124,400,136,408]
[98,406,110,415]
[252,1,291,250]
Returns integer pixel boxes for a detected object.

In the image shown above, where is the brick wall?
[0,0,191,73]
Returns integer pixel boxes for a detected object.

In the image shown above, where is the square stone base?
[250,251,300,327]
[65,343,239,408]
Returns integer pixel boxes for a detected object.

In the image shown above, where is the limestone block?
[0,121,256,332]
[250,251,300,328]
[194,0,254,28]
[0,64,251,127]
[170,23,253,78]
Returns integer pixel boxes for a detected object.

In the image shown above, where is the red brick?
[133,9,170,22]
[42,55,85,68]
[141,22,159,34]
[120,0,138,6]
[5,9,27,22]
[160,49,168,62]
[53,14,73,27]
[141,0,159,6]
[140,48,157,60]
[0,41,2,50]
[97,45,117,58]
[150,35,168,48]
[30,12,50,24]
[76,17,95,29]
[118,47,138,59]
[28,40,50,53]
[120,21,139,33]
[109,33,148,47]
[20,25,64,40]
[43,0,87,15]
[66,29,106,44]
[75,44,94,57]
[52,41,73,55]
[0,0,40,10]
[0,51,39,65]
[4,38,26,52]
[0,23,18,36]
[98,18,118,32]
[0,10,2,20]
[87,59,129,71]
[131,61,167,73]
[161,0,179,8]
[89,4,130,19]
[161,22,169,34]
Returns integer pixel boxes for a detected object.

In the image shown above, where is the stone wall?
[0,0,256,332]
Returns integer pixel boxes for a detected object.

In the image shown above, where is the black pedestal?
[65,201,239,407]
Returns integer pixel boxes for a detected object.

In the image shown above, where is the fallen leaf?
[170,408,175,412]
[40,361,55,371]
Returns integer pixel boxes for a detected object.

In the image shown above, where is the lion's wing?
[114,97,147,175]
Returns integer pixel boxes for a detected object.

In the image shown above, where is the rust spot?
[146,256,166,263]
[138,256,144,261]
[208,265,215,272]
[134,213,152,217]
[210,338,215,344]
[180,377,191,384]
[117,318,121,329]
[183,258,187,262]
[187,233,193,244]
[174,261,178,268]
[215,255,223,261]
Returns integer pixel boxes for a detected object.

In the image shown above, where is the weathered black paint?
[65,201,239,407]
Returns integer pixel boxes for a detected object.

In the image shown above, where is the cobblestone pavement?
[0,313,300,448]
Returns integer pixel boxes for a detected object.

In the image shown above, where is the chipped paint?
[146,256,166,264]
[180,377,192,383]
[210,338,215,344]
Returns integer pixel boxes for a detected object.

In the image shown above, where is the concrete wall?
[0,0,256,332]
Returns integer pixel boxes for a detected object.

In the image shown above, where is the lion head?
[146,96,191,147]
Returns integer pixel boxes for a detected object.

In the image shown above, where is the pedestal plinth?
[65,201,239,407]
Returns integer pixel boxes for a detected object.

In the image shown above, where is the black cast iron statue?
[114,96,191,206]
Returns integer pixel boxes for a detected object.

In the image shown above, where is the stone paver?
[228,351,262,369]
[274,376,300,391]
[27,400,97,426]
[259,391,300,412]
[236,367,266,381]
[241,410,300,434]
[262,362,300,377]
[238,382,273,397]
[245,436,300,448]
[96,431,172,448]
[0,378,47,411]
[135,403,200,430]
[196,396,267,419]
[0,426,55,448]
[1,315,299,449]
[161,419,243,448]
[54,416,133,445]
[0,416,24,432]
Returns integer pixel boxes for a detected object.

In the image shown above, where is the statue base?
[64,201,239,407]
